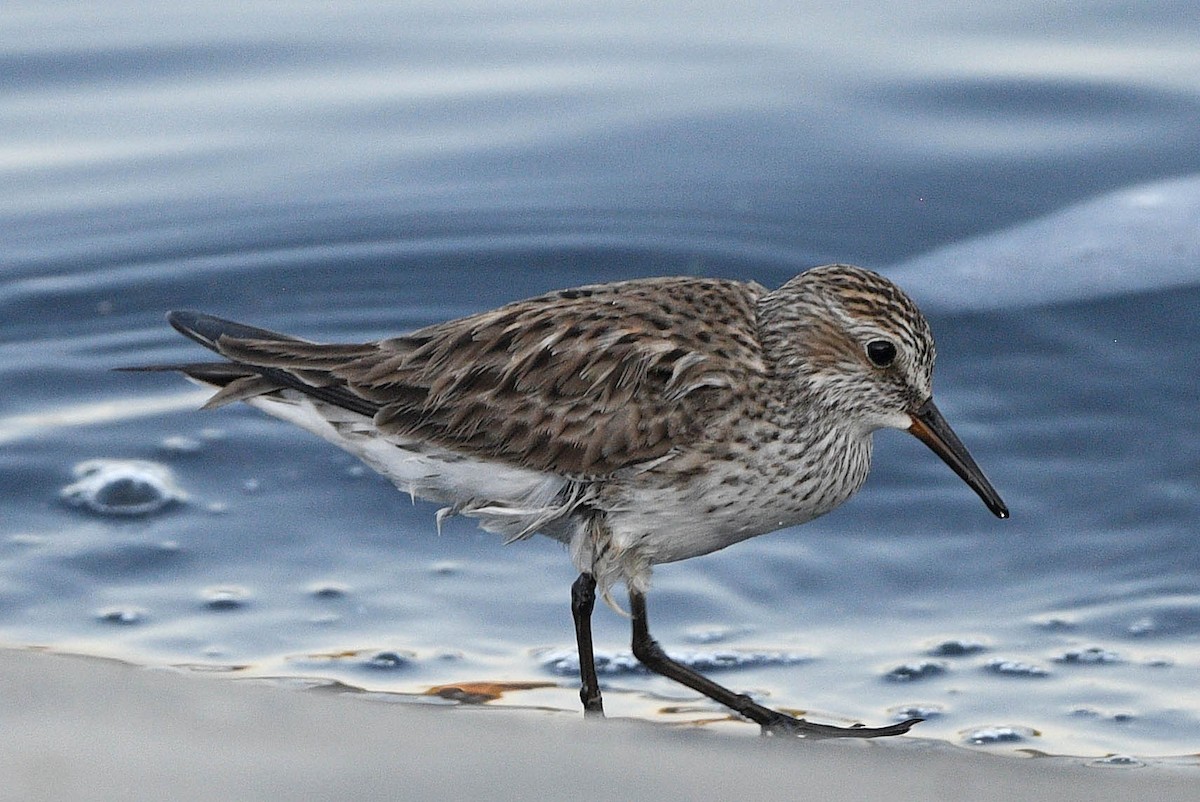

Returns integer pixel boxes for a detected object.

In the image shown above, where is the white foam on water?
[889,174,1200,311]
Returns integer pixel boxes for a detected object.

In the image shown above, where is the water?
[3,0,1199,760]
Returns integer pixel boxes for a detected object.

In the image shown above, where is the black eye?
[865,339,897,368]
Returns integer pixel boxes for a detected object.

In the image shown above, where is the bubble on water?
[884,661,948,682]
[309,581,350,599]
[308,613,342,625]
[983,658,1050,678]
[683,650,809,671]
[1089,754,1144,768]
[296,649,417,671]
[683,625,745,645]
[365,651,411,670]
[962,725,1037,745]
[889,703,944,720]
[538,648,808,677]
[1055,647,1121,665]
[1031,616,1077,631]
[60,459,186,517]
[1117,605,1200,637]
[539,650,632,675]
[1070,707,1135,724]
[346,465,368,478]
[202,585,251,610]
[928,639,987,657]
[96,606,147,625]
[160,435,203,454]
[241,478,261,493]
[429,561,461,575]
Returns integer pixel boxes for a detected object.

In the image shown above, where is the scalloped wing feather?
[211,277,768,477]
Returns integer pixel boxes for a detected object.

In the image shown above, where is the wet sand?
[1,648,1195,801]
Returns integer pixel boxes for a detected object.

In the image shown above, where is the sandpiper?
[131,264,1007,738]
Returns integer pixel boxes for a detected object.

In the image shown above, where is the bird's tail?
[119,311,379,414]
[115,311,306,406]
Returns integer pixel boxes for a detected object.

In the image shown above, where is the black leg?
[628,588,920,739]
[571,572,604,716]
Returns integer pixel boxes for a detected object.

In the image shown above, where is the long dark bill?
[907,398,1009,519]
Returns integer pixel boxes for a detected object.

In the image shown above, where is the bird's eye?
[865,339,897,368]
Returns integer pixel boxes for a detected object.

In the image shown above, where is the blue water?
[3,0,1199,760]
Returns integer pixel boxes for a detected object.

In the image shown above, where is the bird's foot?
[759,712,921,739]
[582,704,606,719]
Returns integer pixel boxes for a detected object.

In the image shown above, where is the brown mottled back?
[215,277,768,476]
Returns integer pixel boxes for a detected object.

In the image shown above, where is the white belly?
[246,391,587,544]
[588,430,873,594]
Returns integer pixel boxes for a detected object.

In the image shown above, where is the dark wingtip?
[113,364,179,373]
[166,310,293,353]
[166,310,199,330]
[167,310,222,350]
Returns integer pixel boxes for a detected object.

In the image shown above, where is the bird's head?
[760,264,1008,519]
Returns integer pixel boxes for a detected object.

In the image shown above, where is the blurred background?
[2,0,1198,758]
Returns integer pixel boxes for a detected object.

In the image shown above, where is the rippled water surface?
[3,0,1200,760]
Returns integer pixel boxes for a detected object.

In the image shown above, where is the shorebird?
[131,264,1007,738]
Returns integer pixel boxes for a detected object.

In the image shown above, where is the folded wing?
[166,277,767,477]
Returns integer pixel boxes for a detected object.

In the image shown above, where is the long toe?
[760,713,922,739]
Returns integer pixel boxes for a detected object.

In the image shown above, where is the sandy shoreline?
[1,648,1195,801]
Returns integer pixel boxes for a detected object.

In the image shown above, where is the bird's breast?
[600,425,873,566]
